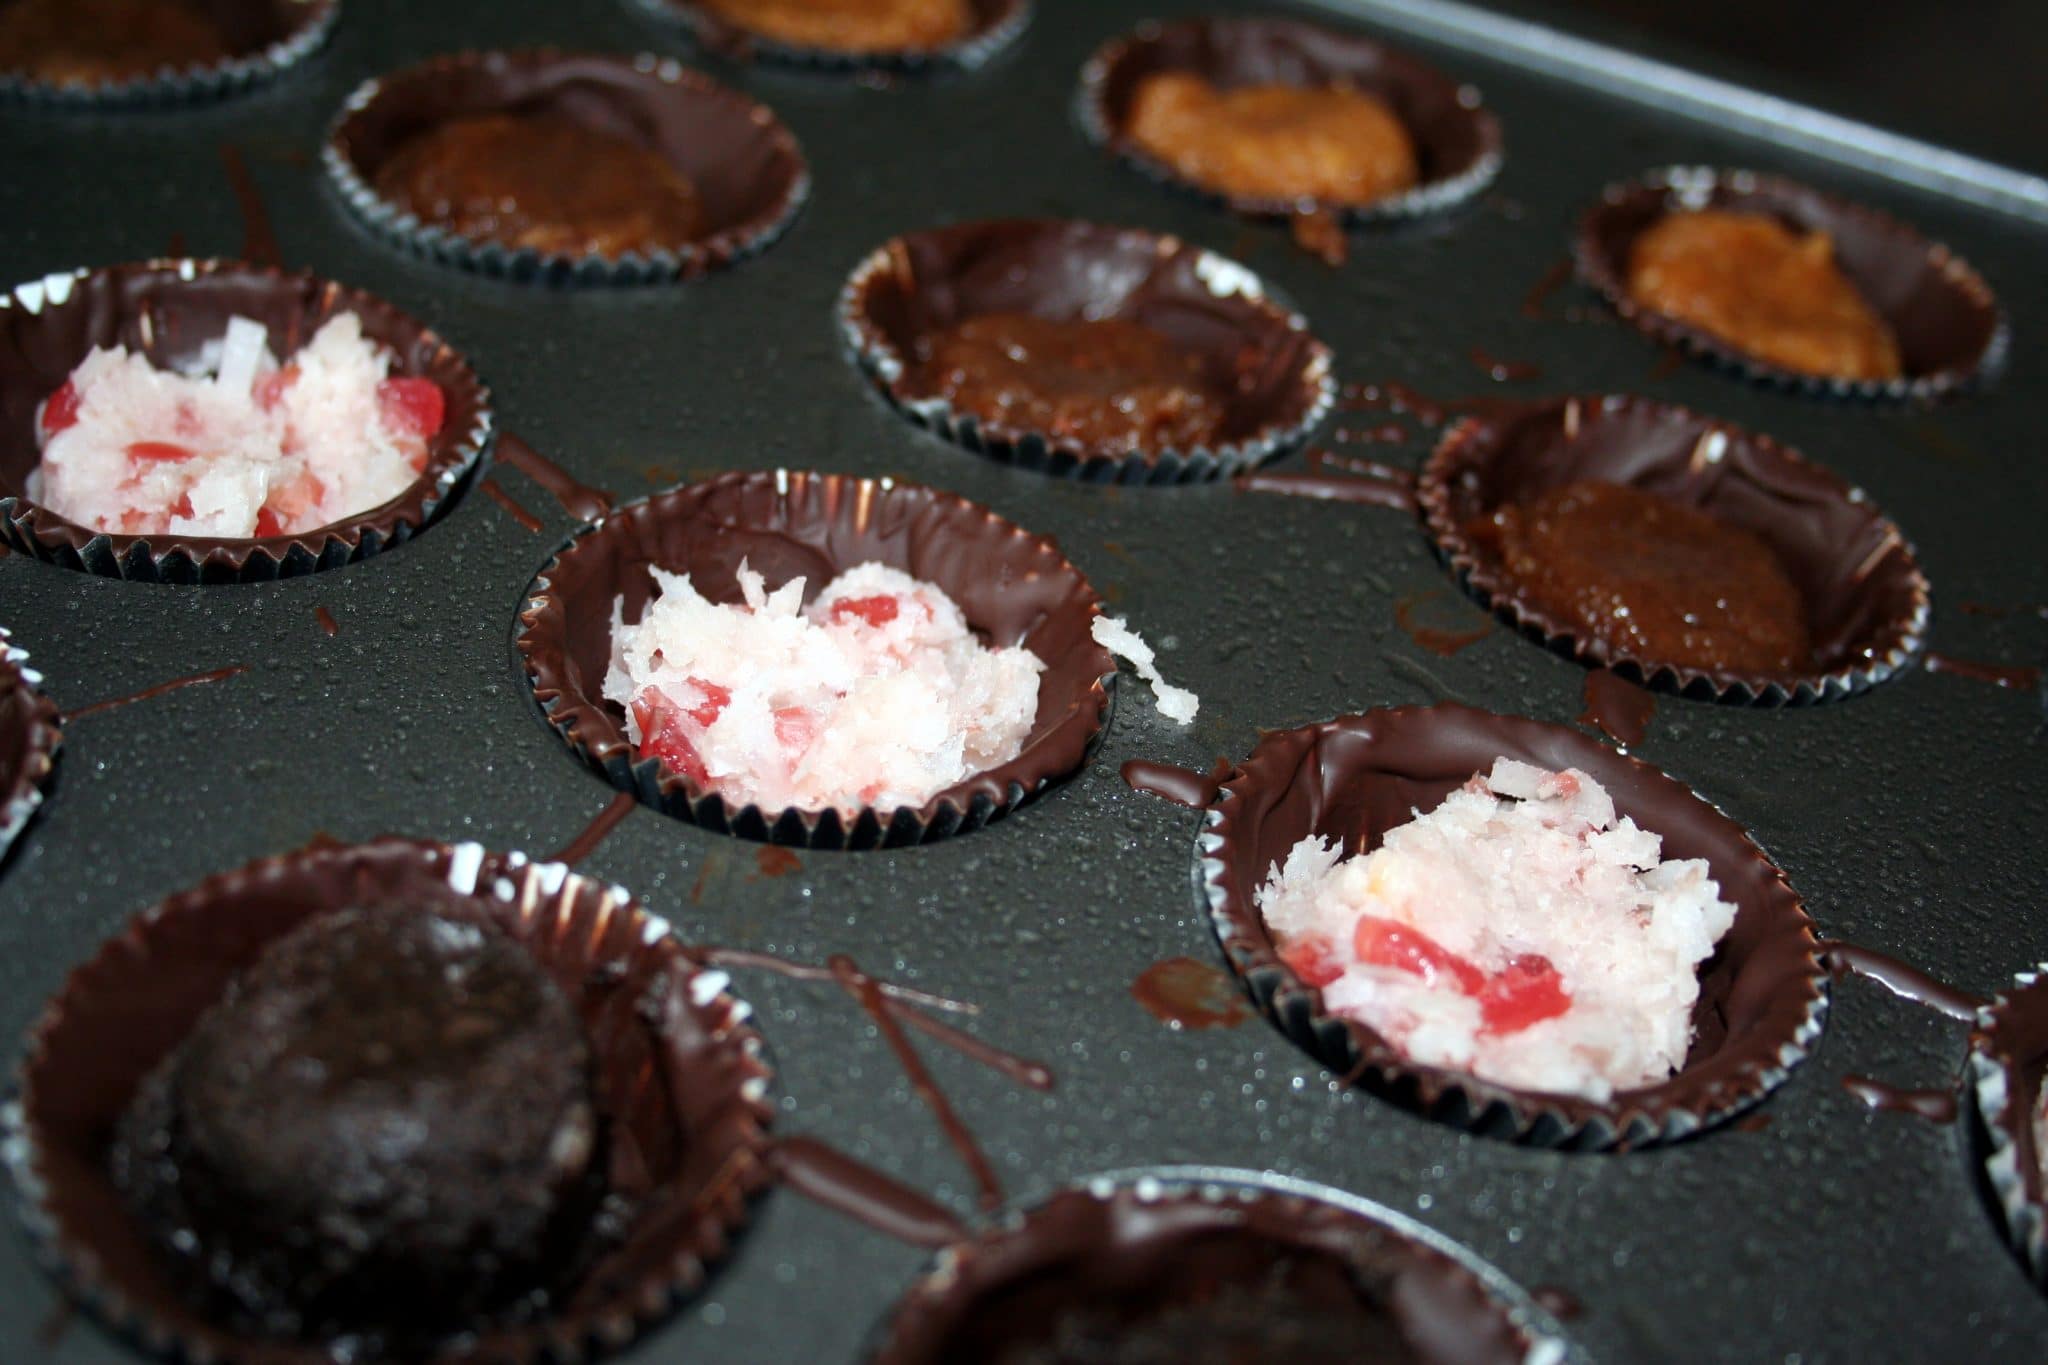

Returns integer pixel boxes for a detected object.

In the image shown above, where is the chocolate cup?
[516,470,1117,849]
[2,836,775,1362]
[0,259,492,583]
[630,0,1031,74]
[0,0,337,106]
[868,1169,1567,1364]
[1575,167,2008,401]
[325,50,810,285]
[1967,967,2048,1289]
[1200,704,1828,1150]
[1417,394,1931,705]
[839,219,1335,484]
[1076,16,1503,224]
[0,626,61,864]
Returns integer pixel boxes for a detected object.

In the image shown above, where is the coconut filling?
[606,561,1198,816]
[1256,759,1737,1101]
[29,313,445,539]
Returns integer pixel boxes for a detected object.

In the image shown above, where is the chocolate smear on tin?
[1290,208,1348,267]
[65,665,248,722]
[1120,758,1228,809]
[313,606,339,637]
[481,477,543,532]
[1395,591,1493,657]
[770,1136,968,1249]
[754,845,801,878]
[1580,669,1656,747]
[219,143,281,268]
[1820,940,1984,1022]
[548,790,638,866]
[1132,957,1248,1031]
[1521,258,1572,320]
[1841,1074,1958,1123]
[1468,347,1539,382]
[1923,652,2041,692]
[497,432,613,522]
[831,954,1006,1211]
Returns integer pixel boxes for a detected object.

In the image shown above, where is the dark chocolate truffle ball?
[113,904,601,1342]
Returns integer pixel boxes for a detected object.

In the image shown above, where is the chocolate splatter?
[65,665,248,722]
[755,845,801,878]
[1132,957,1248,1031]
[1395,591,1493,657]
[313,606,339,637]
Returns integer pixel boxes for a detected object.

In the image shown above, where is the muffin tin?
[1,0,2044,1360]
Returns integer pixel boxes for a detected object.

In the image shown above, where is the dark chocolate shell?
[867,1170,1571,1363]
[0,626,60,863]
[1968,966,2048,1289]
[629,0,1030,73]
[2,836,774,1361]
[1417,394,1930,704]
[0,0,337,106]
[839,219,1334,484]
[516,469,1117,848]
[0,259,493,582]
[1200,703,1828,1150]
[1077,16,1503,223]
[325,50,809,285]
[1575,166,2007,401]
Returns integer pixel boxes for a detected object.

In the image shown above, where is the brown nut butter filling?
[373,111,706,258]
[0,0,229,86]
[1626,209,1902,382]
[1126,74,1419,206]
[1467,479,1815,675]
[905,314,1230,454]
[699,0,970,52]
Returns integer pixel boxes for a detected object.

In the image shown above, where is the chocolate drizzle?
[481,478,544,533]
[495,433,613,523]
[218,143,281,268]
[1078,17,1504,225]
[547,790,638,866]
[1819,940,1984,1022]
[1201,704,1827,1149]
[769,1137,968,1250]
[1418,394,1931,704]
[64,665,247,722]
[1576,166,2007,401]
[1579,669,1656,747]
[1120,758,1228,809]
[1923,652,2042,692]
[1841,1075,1958,1124]
[516,470,1116,849]
[0,260,494,583]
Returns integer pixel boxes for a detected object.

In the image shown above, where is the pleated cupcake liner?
[0,0,338,108]
[1967,965,2048,1290]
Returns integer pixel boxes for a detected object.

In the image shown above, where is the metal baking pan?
[1,0,2043,1360]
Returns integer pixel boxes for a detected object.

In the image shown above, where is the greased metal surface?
[1,0,2044,1361]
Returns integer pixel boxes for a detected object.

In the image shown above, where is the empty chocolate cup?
[1200,703,1828,1150]
[867,1168,1572,1364]
[517,470,1117,848]
[1,836,775,1362]
[0,259,492,583]
[0,625,61,863]
[1575,167,2007,401]
[629,0,1030,73]
[0,0,337,106]
[839,219,1335,484]
[1967,966,2048,1290]
[325,50,810,285]
[1077,16,1503,224]
[1418,394,1930,704]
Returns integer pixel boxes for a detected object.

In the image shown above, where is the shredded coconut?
[1091,615,1198,724]
[1255,759,1737,1100]
[30,313,444,539]
[605,561,1045,814]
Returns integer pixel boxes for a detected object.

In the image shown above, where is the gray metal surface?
[1,0,2045,1361]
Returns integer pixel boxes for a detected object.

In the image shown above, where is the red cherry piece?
[40,380,80,436]
[1280,936,1345,988]
[170,493,194,520]
[253,506,284,539]
[1477,955,1573,1035]
[254,365,299,411]
[1352,916,1486,995]
[829,594,902,628]
[773,706,815,753]
[127,441,199,463]
[686,678,731,727]
[377,377,445,440]
[632,691,709,786]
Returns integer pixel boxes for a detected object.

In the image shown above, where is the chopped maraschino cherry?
[126,440,198,463]
[1477,955,1572,1035]
[254,366,298,411]
[1280,936,1345,988]
[1352,916,1486,994]
[685,678,731,727]
[376,377,445,440]
[40,381,80,436]
[828,594,901,628]
[632,690,710,786]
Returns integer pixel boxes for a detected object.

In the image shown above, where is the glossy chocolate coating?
[112,905,600,1340]
[373,112,706,258]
